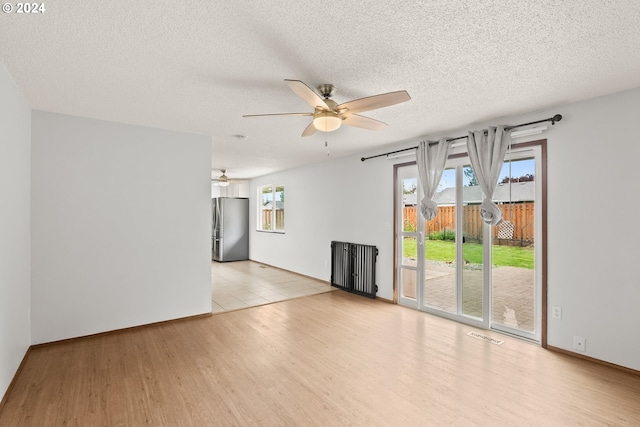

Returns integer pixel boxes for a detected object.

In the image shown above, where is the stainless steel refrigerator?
[212,197,249,262]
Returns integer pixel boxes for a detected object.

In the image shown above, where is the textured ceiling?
[2,0,640,179]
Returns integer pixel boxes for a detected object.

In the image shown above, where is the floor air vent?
[331,241,378,298]
[467,331,504,345]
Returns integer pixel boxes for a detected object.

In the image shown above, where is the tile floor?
[211,260,335,313]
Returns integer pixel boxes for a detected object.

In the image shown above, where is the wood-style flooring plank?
[1,291,640,426]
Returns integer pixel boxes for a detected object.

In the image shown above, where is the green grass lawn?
[403,238,534,269]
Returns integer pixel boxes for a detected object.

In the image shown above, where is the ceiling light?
[217,180,230,187]
[313,111,341,132]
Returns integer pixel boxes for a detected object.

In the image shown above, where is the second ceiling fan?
[243,79,411,137]
[212,169,231,187]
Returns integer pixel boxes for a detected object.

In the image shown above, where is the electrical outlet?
[552,306,562,319]
[573,336,586,352]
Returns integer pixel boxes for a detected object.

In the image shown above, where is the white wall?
[250,87,640,370]
[250,155,395,297]
[31,112,212,344]
[0,65,31,399]
[544,88,640,369]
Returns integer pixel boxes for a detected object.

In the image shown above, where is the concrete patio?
[402,260,535,332]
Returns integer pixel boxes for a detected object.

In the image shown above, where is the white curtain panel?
[466,126,511,225]
[416,137,450,220]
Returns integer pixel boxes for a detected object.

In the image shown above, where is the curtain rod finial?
[552,114,562,124]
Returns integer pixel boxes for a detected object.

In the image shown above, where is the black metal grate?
[331,241,378,298]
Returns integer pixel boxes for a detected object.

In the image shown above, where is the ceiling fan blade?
[342,114,388,131]
[243,112,313,118]
[285,79,330,111]
[301,121,317,137]
[338,90,411,114]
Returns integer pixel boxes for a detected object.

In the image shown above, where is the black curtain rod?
[360,114,562,162]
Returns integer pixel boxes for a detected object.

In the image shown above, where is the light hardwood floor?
[2,291,640,426]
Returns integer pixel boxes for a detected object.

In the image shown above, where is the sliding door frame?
[392,139,548,347]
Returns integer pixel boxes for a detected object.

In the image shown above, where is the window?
[258,184,285,232]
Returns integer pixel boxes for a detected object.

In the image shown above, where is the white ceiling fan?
[212,169,231,187]
[243,79,411,137]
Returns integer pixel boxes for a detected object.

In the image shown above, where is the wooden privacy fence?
[261,209,285,230]
[403,203,534,243]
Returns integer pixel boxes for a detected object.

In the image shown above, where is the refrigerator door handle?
[215,199,222,238]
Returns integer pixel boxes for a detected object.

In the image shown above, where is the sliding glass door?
[398,167,420,308]
[396,144,543,342]
[490,150,542,341]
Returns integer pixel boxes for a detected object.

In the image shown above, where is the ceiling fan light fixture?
[243,80,410,137]
[215,170,231,187]
[313,111,342,132]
